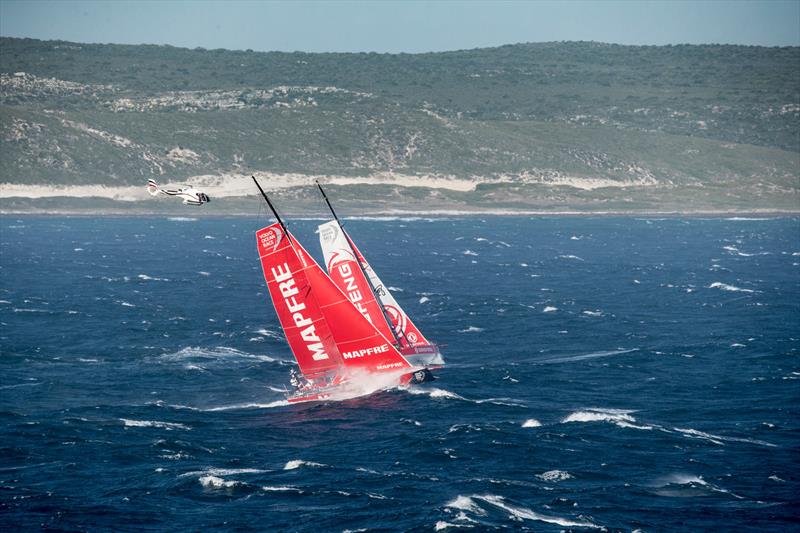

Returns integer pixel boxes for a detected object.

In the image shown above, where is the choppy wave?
[403,387,526,407]
[651,473,744,499]
[709,282,755,293]
[284,459,326,470]
[203,400,290,411]
[120,419,190,430]
[674,427,776,448]
[562,408,654,430]
[199,475,242,489]
[157,346,282,364]
[539,348,639,364]
[180,467,268,478]
[536,470,574,482]
[445,494,600,529]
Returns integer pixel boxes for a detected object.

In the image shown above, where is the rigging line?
[252,176,292,245]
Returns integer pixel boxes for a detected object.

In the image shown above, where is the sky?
[1,0,798,53]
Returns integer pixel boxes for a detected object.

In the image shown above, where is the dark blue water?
[2,215,798,531]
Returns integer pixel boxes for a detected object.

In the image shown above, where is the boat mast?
[316,181,410,348]
[252,176,292,244]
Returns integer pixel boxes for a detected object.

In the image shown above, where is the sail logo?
[342,343,390,359]
[258,226,283,254]
[326,248,356,271]
[320,223,338,244]
[271,262,328,361]
[335,262,370,321]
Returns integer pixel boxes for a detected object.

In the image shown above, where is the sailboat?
[252,177,444,403]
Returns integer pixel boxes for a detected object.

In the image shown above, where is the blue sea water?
[1,215,798,531]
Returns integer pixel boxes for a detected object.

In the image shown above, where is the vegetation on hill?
[0,37,797,211]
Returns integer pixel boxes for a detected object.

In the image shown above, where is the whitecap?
[543,306,558,313]
[262,485,303,492]
[180,467,267,478]
[121,419,190,430]
[419,296,430,304]
[283,459,325,470]
[557,254,584,261]
[653,473,744,499]
[582,310,603,317]
[458,326,484,333]
[474,494,600,528]
[168,217,197,222]
[404,387,466,401]
[199,475,240,489]
[198,271,211,276]
[137,274,169,281]
[522,419,542,428]
[158,346,278,363]
[674,427,776,447]
[204,400,289,411]
[562,408,653,430]
[536,470,573,482]
[254,328,283,340]
[539,348,638,364]
[709,282,755,293]
[462,250,479,256]
[445,495,486,515]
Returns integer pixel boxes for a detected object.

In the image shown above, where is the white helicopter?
[146,179,210,205]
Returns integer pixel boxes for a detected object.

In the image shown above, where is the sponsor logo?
[258,226,283,254]
[336,262,370,321]
[376,362,405,370]
[320,223,338,244]
[326,248,356,271]
[342,343,389,359]
[271,262,328,361]
[385,305,408,336]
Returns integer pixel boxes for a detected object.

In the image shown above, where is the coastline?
[1,206,797,218]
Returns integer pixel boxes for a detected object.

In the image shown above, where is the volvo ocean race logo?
[319,223,338,244]
[258,226,284,254]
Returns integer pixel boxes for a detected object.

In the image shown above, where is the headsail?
[318,220,398,343]
[319,219,431,348]
[257,222,413,377]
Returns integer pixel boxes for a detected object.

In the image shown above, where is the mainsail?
[256,222,413,378]
[318,219,431,348]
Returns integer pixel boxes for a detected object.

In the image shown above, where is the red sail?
[257,223,412,377]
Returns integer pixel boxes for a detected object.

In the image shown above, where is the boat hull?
[285,365,438,404]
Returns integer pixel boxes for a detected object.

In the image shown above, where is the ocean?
[1,215,798,531]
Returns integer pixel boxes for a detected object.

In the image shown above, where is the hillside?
[0,37,798,213]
